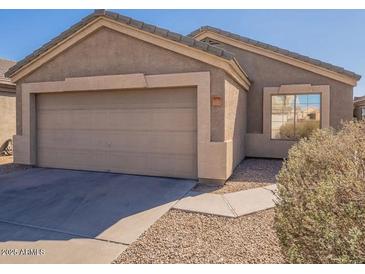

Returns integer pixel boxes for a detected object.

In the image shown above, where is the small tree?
[275,121,365,263]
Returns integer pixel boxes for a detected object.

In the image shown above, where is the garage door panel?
[37,130,110,151]
[38,147,196,178]
[37,109,108,130]
[37,87,197,179]
[38,130,197,154]
[108,152,196,178]
[38,108,196,132]
[37,148,110,171]
[109,131,197,154]
[37,88,196,110]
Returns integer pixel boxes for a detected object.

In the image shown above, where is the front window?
[271,94,321,140]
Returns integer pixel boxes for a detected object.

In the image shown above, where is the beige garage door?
[36,87,197,179]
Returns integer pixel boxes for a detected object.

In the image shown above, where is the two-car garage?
[36,87,198,179]
[9,10,250,182]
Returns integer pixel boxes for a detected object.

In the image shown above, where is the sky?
[0,9,364,97]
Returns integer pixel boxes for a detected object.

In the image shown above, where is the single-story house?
[0,58,16,153]
[354,95,365,120]
[5,10,361,183]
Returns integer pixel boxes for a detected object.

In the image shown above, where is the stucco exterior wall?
[211,41,354,134]
[224,74,247,175]
[205,39,354,158]
[0,90,16,149]
[16,27,230,142]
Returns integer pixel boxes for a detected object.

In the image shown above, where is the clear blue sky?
[1,9,364,96]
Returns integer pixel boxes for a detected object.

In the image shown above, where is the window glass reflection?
[271,94,321,139]
[271,95,295,139]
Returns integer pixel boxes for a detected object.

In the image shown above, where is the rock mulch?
[114,208,285,264]
[0,156,12,165]
[193,158,283,194]
[0,156,31,174]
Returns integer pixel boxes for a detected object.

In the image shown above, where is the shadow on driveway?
[0,168,196,244]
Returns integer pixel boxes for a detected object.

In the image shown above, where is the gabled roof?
[190,26,361,86]
[354,95,365,103]
[0,58,16,86]
[5,10,250,89]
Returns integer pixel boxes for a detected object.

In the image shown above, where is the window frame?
[270,92,322,140]
[361,107,365,120]
[263,84,330,141]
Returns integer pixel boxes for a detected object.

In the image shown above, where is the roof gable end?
[190,26,361,86]
[6,10,250,89]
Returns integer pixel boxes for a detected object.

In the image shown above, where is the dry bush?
[279,120,320,139]
[275,121,365,263]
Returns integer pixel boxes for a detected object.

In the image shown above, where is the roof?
[354,95,365,102]
[5,10,238,79]
[0,58,16,86]
[189,26,361,81]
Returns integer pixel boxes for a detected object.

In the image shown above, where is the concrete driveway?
[0,168,195,263]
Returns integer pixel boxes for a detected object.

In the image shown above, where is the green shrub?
[274,121,365,263]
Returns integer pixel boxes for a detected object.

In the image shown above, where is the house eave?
[6,11,251,90]
[192,29,360,87]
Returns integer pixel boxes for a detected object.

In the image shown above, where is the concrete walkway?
[173,184,277,217]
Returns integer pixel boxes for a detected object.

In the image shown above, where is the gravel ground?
[0,156,12,165]
[115,209,285,264]
[194,158,283,194]
[0,156,31,174]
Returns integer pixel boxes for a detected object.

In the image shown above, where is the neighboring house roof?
[354,95,365,105]
[189,26,361,86]
[0,58,16,87]
[5,10,250,89]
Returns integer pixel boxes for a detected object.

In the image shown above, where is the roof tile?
[194,40,209,51]
[142,23,157,33]
[207,45,223,56]
[167,31,182,42]
[153,27,169,37]
[180,36,195,47]
[129,19,144,29]
[117,14,132,24]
